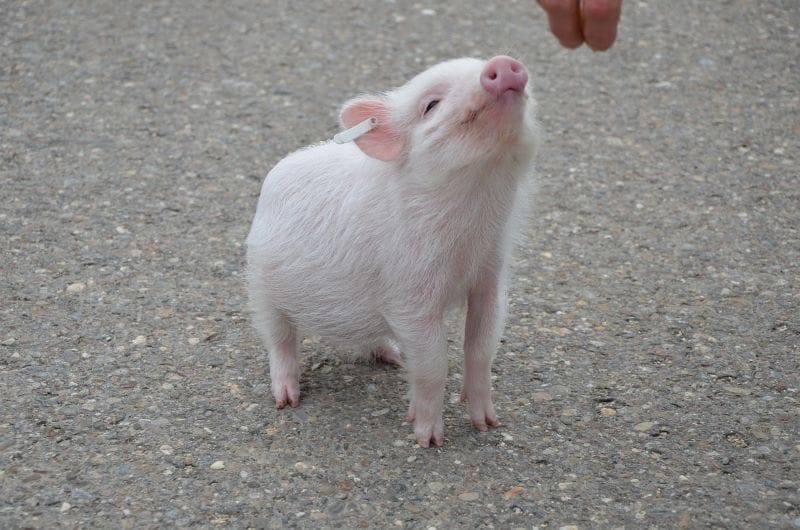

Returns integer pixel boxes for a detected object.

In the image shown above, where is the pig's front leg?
[461,279,505,431]
[399,323,448,448]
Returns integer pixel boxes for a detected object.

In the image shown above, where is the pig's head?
[339,56,539,181]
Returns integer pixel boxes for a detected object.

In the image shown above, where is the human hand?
[537,0,622,51]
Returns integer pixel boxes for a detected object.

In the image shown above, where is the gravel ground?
[2,1,798,528]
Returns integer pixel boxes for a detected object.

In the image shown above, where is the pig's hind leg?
[369,338,403,365]
[252,303,301,408]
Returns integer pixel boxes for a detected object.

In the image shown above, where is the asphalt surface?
[2,1,799,528]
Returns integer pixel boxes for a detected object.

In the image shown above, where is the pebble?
[634,421,655,432]
[210,460,225,470]
[132,335,146,346]
[160,445,174,455]
[428,482,444,492]
[60,502,72,512]
[188,337,201,345]
[532,391,552,402]
[503,486,524,500]
[1,337,15,346]
[458,492,479,501]
[600,407,617,417]
[66,282,85,293]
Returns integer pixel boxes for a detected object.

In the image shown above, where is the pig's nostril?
[480,56,528,96]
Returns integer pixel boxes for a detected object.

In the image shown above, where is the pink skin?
[480,56,529,97]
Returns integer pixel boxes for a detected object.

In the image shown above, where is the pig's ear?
[339,98,404,161]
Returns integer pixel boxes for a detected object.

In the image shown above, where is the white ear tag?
[333,117,378,144]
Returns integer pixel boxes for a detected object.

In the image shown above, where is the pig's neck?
[393,160,528,291]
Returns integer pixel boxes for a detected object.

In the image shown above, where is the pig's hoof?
[272,381,300,409]
[406,403,444,447]
[460,390,500,432]
[414,422,444,448]
[371,343,402,365]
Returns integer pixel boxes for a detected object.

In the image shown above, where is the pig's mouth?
[459,90,528,126]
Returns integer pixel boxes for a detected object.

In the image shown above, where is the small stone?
[132,335,146,346]
[188,337,200,345]
[60,502,72,512]
[458,492,480,501]
[160,445,174,455]
[558,482,575,490]
[210,460,225,470]
[600,407,617,417]
[634,421,655,432]
[428,481,444,492]
[66,282,85,293]
[1,337,15,346]
[503,486,524,500]
[294,462,309,471]
[420,8,436,15]
[371,408,390,416]
[115,226,129,234]
[532,391,552,402]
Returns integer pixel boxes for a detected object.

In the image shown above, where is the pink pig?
[246,56,539,447]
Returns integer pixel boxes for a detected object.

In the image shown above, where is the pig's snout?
[480,56,528,97]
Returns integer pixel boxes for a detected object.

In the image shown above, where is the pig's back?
[246,142,395,343]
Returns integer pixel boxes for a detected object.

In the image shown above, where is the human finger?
[537,0,585,49]
[581,0,622,51]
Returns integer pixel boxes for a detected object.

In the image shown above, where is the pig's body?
[246,56,539,447]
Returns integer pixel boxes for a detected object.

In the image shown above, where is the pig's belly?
[264,267,392,345]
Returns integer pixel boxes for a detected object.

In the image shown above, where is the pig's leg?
[399,323,448,448]
[252,304,300,408]
[461,280,504,431]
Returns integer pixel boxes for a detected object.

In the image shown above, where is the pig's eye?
[423,99,440,115]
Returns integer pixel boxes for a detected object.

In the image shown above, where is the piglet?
[246,56,539,447]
